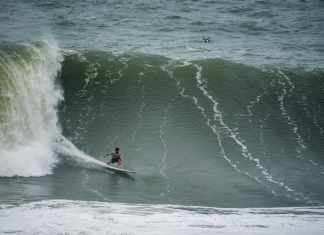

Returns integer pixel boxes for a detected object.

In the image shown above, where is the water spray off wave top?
[0,43,63,177]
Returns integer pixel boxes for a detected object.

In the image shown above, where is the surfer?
[104,148,123,168]
[203,37,210,43]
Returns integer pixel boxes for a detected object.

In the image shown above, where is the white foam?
[132,76,145,153]
[0,200,323,235]
[0,43,63,177]
[0,141,58,177]
[0,44,110,177]
[52,137,108,169]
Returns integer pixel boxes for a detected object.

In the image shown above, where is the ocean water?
[1,0,324,234]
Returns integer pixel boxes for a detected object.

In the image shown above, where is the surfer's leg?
[107,160,112,165]
[117,159,122,168]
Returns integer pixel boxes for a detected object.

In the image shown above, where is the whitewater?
[1,0,324,234]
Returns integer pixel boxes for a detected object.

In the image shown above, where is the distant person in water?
[104,148,122,168]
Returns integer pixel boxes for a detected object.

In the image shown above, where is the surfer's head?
[115,147,120,153]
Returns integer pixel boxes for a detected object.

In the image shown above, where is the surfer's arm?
[103,153,111,157]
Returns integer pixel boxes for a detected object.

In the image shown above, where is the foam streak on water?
[132,72,145,152]
[194,64,318,202]
[163,59,320,203]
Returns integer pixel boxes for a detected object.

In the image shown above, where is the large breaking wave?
[1,45,324,207]
[0,43,63,177]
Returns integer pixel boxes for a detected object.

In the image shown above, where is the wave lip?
[0,42,63,177]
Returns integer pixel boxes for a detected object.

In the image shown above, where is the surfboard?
[102,164,137,173]
[73,152,137,173]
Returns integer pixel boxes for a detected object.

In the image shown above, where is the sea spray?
[0,43,63,177]
[52,136,111,170]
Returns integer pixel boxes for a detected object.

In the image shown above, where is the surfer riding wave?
[104,148,123,168]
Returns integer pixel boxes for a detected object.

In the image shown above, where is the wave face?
[1,45,324,207]
[0,43,63,177]
[53,50,324,207]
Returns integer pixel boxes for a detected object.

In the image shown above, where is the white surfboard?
[102,164,137,173]
[70,151,136,173]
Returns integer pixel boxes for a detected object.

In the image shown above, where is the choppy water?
[1,0,324,234]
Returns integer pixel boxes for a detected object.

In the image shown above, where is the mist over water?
[1,0,324,234]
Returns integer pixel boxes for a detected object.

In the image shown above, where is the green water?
[0,1,324,210]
